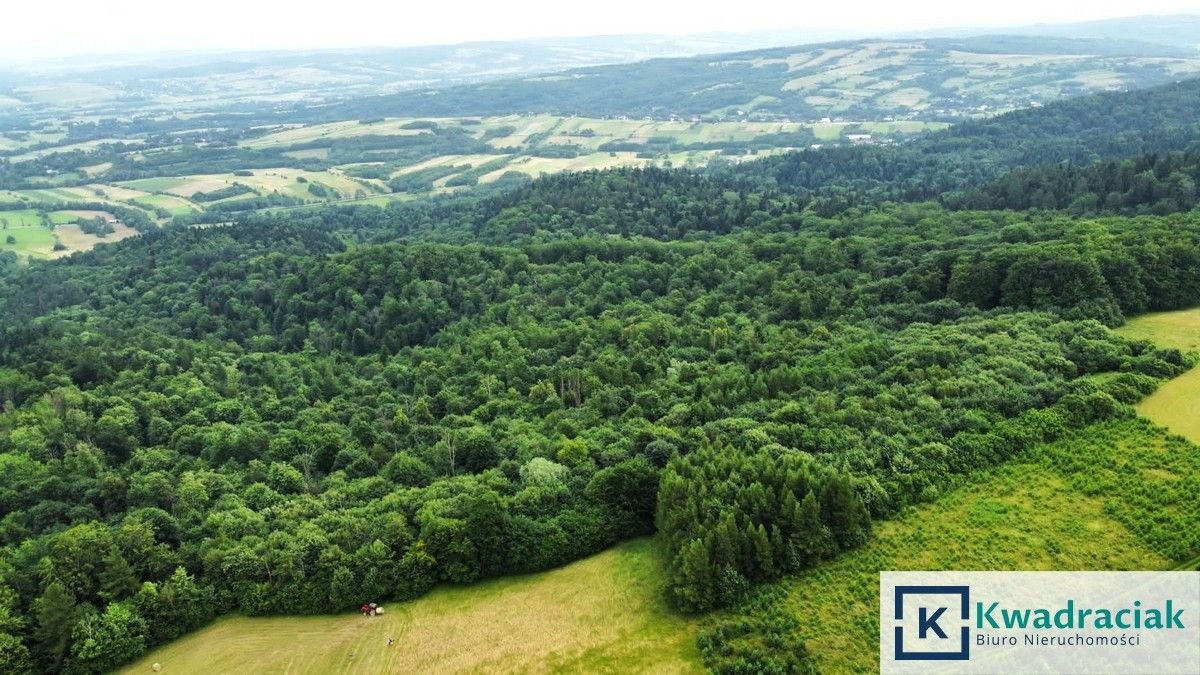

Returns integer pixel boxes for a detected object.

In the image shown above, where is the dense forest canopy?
[733,78,1200,212]
[949,149,1200,214]
[0,77,1198,673]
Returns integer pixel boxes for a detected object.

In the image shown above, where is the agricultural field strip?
[239,115,941,153]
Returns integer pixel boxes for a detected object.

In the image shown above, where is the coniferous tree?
[820,477,871,551]
[33,582,77,672]
[99,550,139,603]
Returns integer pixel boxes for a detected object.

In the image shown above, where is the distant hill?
[326,35,1200,122]
[0,33,853,114]
[982,14,1200,51]
[7,16,1197,119]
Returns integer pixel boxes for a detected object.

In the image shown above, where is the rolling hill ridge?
[328,35,1200,121]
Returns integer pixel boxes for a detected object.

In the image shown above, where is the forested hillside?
[0,78,1199,673]
[732,77,1200,211]
[952,149,1200,214]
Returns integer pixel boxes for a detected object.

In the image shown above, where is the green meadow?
[783,417,1199,673]
[0,225,57,258]
[1117,307,1200,444]
[0,210,45,227]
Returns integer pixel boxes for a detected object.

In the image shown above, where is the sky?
[1,0,1198,62]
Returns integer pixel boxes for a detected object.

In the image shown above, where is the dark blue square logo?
[894,585,970,661]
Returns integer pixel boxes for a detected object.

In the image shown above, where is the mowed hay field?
[51,222,139,257]
[783,417,1199,673]
[121,539,701,675]
[1133,368,1200,444]
[1116,307,1200,443]
[1116,307,1200,352]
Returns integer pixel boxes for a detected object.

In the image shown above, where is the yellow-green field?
[0,226,58,258]
[785,416,1197,673]
[1,185,168,235]
[1116,307,1200,352]
[121,169,373,201]
[481,152,649,182]
[1116,307,1200,444]
[0,209,46,227]
[47,209,112,225]
[131,194,201,216]
[0,220,139,260]
[51,222,139,256]
[120,539,700,675]
[1134,368,1200,444]
[241,120,431,150]
[0,203,138,259]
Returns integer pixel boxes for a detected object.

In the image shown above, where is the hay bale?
[152,664,162,672]
[375,607,385,615]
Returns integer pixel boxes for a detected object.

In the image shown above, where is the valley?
[0,112,945,257]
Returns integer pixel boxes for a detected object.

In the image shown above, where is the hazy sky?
[2,0,1198,61]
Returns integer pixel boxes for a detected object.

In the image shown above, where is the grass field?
[1116,307,1200,352]
[51,222,138,257]
[389,154,511,178]
[241,119,430,149]
[47,209,113,225]
[1134,369,1200,444]
[768,43,1200,112]
[784,417,1198,673]
[131,194,200,217]
[0,225,57,258]
[482,153,648,182]
[120,539,700,675]
[1116,307,1200,444]
[84,184,151,201]
[120,169,375,206]
[0,209,45,227]
[117,177,193,194]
